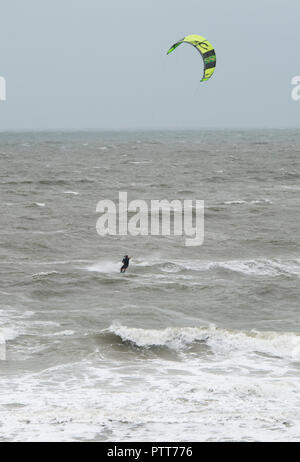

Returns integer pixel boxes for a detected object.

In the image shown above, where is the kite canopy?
[167,34,216,82]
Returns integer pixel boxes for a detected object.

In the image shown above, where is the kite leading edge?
[167,34,216,82]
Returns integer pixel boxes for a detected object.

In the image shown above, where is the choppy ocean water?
[0,129,300,441]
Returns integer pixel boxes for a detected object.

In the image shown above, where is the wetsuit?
[120,256,129,273]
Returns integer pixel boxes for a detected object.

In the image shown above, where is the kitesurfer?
[120,255,131,273]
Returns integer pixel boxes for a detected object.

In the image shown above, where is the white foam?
[224,199,272,205]
[224,200,246,205]
[32,271,60,278]
[0,330,6,360]
[250,199,272,204]
[281,185,300,191]
[1,339,300,441]
[51,330,75,337]
[0,319,300,441]
[164,258,300,278]
[86,261,120,274]
[217,259,279,276]
[109,324,205,349]
[108,323,300,360]
[161,262,181,273]
[219,259,300,277]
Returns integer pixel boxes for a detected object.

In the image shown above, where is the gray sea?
[0,129,300,441]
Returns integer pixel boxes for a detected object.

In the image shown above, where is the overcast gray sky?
[0,0,299,130]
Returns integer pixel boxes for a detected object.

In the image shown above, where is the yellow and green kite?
[167,34,216,82]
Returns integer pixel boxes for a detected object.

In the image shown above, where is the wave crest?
[106,324,300,359]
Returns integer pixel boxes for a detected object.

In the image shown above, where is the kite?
[167,34,216,82]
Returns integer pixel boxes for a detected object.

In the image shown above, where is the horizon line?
[1,126,300,133]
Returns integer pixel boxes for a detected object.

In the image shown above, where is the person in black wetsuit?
[120,255,131,273]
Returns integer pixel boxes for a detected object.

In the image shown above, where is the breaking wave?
[106,324,300,360]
